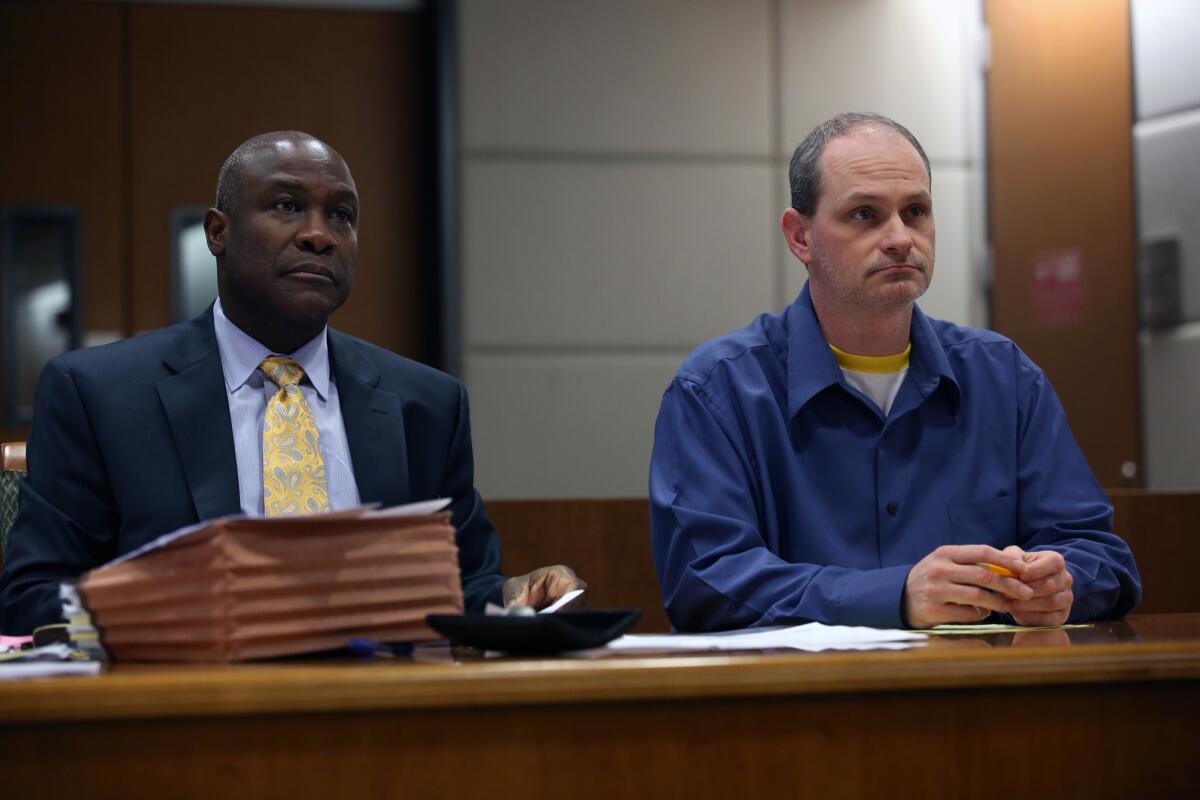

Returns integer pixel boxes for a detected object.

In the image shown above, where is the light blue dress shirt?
[212,298,361,516]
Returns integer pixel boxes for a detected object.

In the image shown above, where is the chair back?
[1,441,27,563]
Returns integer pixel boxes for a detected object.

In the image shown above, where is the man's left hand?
[1005,547,1074,626]
[502,565,588,611]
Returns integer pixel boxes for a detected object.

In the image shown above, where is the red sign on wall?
[1032,247,1084,326]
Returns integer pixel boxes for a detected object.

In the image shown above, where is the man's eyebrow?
[841,190,932,204]
[264,178,305,192]
[262,178,358,205]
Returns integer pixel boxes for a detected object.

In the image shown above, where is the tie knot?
[261,356,305,388]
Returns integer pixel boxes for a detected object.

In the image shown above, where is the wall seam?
[769,0,786,310]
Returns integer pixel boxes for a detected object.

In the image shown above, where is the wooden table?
[3,614,1199,799]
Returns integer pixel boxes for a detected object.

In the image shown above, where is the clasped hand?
[903,544,1074,629]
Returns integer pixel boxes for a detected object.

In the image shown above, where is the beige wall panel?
[1140,325,1200,488]
[460,0,772,154]
[1135,110,1200,321]
[779,165,808,307]
[463,160,776,348]
[782,165,978,326]
[916,166,975,325]
[465,354,685,498]
[779,0,976,161]
[1132,0,1200,119]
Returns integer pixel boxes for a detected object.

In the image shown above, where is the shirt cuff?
[835,564,913,628]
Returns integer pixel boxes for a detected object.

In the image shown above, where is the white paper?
[0,643,103,680]
[538,589,585,614]
[362,497,452,518]
[484,587,586,617]
[0,661,102,680]
[593,622,926,654]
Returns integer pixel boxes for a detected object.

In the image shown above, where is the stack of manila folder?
[66,499,463,662]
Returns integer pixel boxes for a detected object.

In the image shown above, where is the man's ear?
[204,208,229,256]
[781,207,814,264]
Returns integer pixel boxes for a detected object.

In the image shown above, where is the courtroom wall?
[1132,0,1200,489]
[457,0,989,498]
[0,1,430,442]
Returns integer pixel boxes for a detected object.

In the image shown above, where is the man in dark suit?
[0,131,585,634]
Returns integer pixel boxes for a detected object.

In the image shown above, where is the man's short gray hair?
[788,112,931,216]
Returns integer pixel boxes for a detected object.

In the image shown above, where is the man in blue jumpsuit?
[649,113,1140,631]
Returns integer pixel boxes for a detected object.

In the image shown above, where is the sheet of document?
[0,643,102,680]
[589,622,927,654]
[538,589,585,614]
[924,623,1093,635]
[0,661,102,680]
[483,588,586,618]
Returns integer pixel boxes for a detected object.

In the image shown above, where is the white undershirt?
[829,342,911,417]
[840,367,908,417]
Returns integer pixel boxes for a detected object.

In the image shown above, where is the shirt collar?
[785,282,960,419]
[212,298,331,401]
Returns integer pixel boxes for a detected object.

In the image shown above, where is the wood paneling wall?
[0,1,430,442]
[1109,490,1200,614]
[492,494,1200,631]
[0,2,125,443]
[487,498,669,633]
[125,4,427,350]
[986,0,1141,487]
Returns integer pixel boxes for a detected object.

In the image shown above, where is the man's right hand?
[903,545,1033,629]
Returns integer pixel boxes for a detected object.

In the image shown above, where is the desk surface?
[3,613,1199,724]
[3,614,1199,798]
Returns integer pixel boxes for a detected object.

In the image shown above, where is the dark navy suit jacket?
[0,309,506,633]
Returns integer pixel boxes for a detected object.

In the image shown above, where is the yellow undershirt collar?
[829,342,911,374]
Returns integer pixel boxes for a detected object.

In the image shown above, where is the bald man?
[0,132,585,634]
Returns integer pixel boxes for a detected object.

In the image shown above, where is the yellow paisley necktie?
[260,356,330,517]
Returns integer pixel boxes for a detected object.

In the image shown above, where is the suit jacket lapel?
[330,331,410,507]
[155,311,242,522]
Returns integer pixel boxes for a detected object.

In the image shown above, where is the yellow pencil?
[978,562,1016,578]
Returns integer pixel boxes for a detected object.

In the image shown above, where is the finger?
[564,574,589,593]
[560,589,588,609]
[928,603,992,625]
[548,570,589,608]
[906,599,988,628]
[527,567,582,609]
[939,544,1027,576]
[1009,590,1074,613]
[1011,609,1070,627]
[525,575,553,609]
[551,565,584,589]
[934,582,1018,615]
[502,574,531,607]
[536,566,588,604]
[942,563,1034,600]
[1011,629,1071,648]
[1018,550,1067,582]
[1021,570,1071,597]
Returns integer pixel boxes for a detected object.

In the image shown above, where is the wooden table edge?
[3,639,1199,724]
